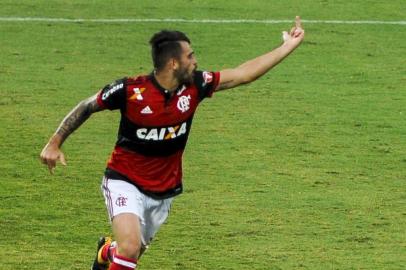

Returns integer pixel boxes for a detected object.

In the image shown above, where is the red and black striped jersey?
[97,70,220,198]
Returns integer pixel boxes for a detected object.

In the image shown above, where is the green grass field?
[1,1,405,269]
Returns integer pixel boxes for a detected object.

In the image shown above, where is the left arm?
[216,16,305,91]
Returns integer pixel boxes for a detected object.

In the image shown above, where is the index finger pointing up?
[295,16,302,28]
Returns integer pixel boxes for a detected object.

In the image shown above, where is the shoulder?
[193,70,216,87]
[127,74,150,85]
[193,70,220,100]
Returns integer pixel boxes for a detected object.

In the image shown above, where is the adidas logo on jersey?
[140,106,153,114]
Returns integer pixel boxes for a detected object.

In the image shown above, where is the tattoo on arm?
[56,95,103,143]
[216,79,235,91]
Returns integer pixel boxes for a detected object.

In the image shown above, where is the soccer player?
[40,16,304,270]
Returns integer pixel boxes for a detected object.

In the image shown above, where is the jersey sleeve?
[96,77,127,110]
[194,70,220,101]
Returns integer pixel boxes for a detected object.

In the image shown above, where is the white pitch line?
[0,17,405,25]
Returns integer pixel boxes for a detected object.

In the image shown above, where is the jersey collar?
[149,72,186,100]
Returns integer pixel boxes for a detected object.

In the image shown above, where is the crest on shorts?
[116,195,128,207]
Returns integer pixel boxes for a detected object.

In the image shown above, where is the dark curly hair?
[149,30,191,71]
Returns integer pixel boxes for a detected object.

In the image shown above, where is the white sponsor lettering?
[166,126,177,139]
[159,128,166,140]
[102,83,123,100]
[178,122,187,136]
[136,128,147,138]
[145,129,159,140]
[136,122,188,141]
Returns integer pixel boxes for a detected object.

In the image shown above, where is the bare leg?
[112,213,143,260]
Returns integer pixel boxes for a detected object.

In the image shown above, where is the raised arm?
[216,16,305,91]
[40,93,104,174]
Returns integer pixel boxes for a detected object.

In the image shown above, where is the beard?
[174,66,195,85]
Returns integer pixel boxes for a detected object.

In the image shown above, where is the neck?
[153,70,179,93]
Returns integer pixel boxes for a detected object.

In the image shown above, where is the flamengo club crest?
[116,195,128,207]
[177,95,191,113]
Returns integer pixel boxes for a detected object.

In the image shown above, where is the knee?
[117,239,142,259]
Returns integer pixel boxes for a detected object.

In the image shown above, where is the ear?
[170,58,180,70]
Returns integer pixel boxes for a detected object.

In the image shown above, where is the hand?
[282,16,305,49]
[40,142,67,174]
